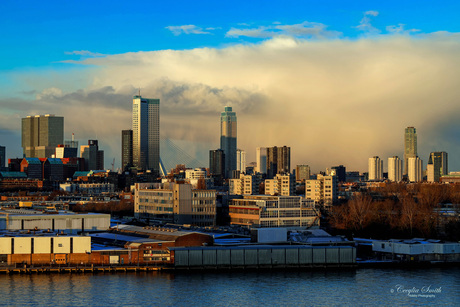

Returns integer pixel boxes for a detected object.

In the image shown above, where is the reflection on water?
[1,268,459,306]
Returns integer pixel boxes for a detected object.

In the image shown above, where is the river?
[1,267,459,306]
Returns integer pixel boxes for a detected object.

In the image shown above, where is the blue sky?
[1,1,460,171]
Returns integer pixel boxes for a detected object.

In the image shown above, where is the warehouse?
[0,209,110,233]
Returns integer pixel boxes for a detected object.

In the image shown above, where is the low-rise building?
[229,195,319,228]
[134,182,216,226]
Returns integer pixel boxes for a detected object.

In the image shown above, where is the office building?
[305,175,338,207]
[80,140,104,170]
[296,165,310,182]
[427,152,448,183]
[266,146,290,179]
[229,195,320,228]
[0,146,5,171]
[55,145,77,159]
[21,114,64,158]
[132,95,160,173]
[134,182,216,226]
[388,156,403,182]
[209,149,225,185]
[220,106,237,178]
[256,147,267,174]
[408,156,423,182]
[331,165,346,182]
[236,149,246,172]
[368,156,383,181]
[404,127,417,175]
[122,129,133,170]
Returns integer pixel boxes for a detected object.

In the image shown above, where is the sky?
[1,0,460,172]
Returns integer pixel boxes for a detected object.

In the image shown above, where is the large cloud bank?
[3,33,460,172]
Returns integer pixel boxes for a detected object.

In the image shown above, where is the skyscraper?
[266,146,291,178]
[122,130,133,170]
[256,147,267,174]
[209,149,225,185]
[404,127,417,175]
[220,106,237,178]
[80,140,104,170]
[388,156,403,182]
[427,151,448,182]
[0,146,5,170]
[408,156,423,182]
[21,114,64,158]
[368,156,383,181]
[132,95,160,173]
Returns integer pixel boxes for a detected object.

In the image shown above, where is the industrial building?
[0,210,110,234]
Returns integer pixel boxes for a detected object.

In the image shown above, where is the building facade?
[220,106,237,178]
[229,195,320,228]
[388,156,403,182]
[0,146,5,171]
[256,147,267,174]
[296,165,310,182]
[236,149,246,172]
[368,156,383,181]
[132,96,160,173]
[265,173,295,196]
[134,182,216,226]
[21,114,64,158]
[266,146,290,179]
[404,127,417,175]
[427,151,448,183]
[80,140,104,170]
[408,156,423,182]
[229,173,262,195]
[209,149,225,185]
[305,175,338,207]
[121,129,133,170]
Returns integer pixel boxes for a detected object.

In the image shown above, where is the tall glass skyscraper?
[132,95,160,173]
[220,106,237,178]
[404,127,417,175]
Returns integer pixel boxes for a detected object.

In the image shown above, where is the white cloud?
[355,10,381,33]
[64,50,105,57]
[226,21,341,38]
[386,24,420,34]
[5,33,460,171]
[165,25,211,35]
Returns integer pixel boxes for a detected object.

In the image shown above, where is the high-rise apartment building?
[220,106,237,178]
[265,173,295,196]
[122,130,133,170]
[256,147,267,174]
[408,156,423,182]
[236,149,246,172]
[209,149,225,185]
[388,156,403,182]
[368,156,383,181]
[427,152,448,183]
[132,95,160,173]
[266,146,290,179]
[296,165,311,182]
[21,114,64,158]
[404,127,417,175]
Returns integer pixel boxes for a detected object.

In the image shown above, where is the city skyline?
[1,1,460,172]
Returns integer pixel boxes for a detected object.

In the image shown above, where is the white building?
[388,156,402,182]
[408,156,423,182]
[229,174,261,195]
[185,168,207,180]
[368,156,383,180]
[264,173,295,196]
[256,147,267,174]
[236,149,246,172]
